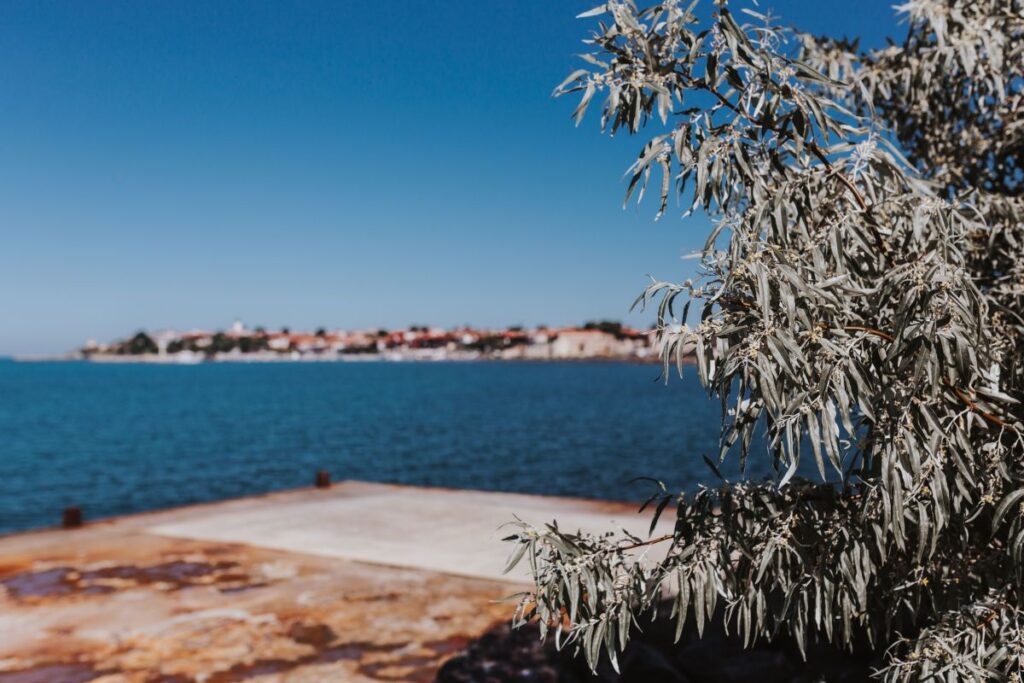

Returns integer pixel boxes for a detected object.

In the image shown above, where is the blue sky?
[0,1,898,355]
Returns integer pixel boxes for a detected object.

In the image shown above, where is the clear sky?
[0,1,898,355]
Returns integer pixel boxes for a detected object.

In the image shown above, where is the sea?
[0,360,778,535]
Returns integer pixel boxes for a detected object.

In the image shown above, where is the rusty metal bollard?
[315,470,331,488]
[62,506,83,529]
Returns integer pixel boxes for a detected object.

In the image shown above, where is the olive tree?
[506,0,1024,678]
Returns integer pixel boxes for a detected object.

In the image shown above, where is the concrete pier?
[0,481,663,682]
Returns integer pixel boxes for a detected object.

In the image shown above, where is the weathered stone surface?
[0,489,522,682]
[0,482,677,682]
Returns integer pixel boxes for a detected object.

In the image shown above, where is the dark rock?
[435,607,877,683]
[672,621,797,683]
[615,641,690,683]
[435,622,578,683]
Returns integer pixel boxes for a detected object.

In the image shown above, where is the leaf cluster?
[508,1,1024,679]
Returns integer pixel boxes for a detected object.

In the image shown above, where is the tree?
[125,331,157,355]
[506,1,1024,679]
[583,320,626,338]
[237,335,268,353]
[208,332,236,354]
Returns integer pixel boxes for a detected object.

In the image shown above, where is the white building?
[550,329,622,359]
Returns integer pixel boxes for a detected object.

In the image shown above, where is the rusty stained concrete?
[0,482,659,682]
[0,501,518,682]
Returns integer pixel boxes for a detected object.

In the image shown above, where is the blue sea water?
[0,360,776,535]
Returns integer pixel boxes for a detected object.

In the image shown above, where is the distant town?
[76,320,663,363]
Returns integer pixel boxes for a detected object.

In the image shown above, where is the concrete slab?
[145,481,668,583]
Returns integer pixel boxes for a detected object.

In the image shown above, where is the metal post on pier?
[62,506,83,529]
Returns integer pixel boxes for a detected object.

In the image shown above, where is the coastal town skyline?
[71,318,660,362]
